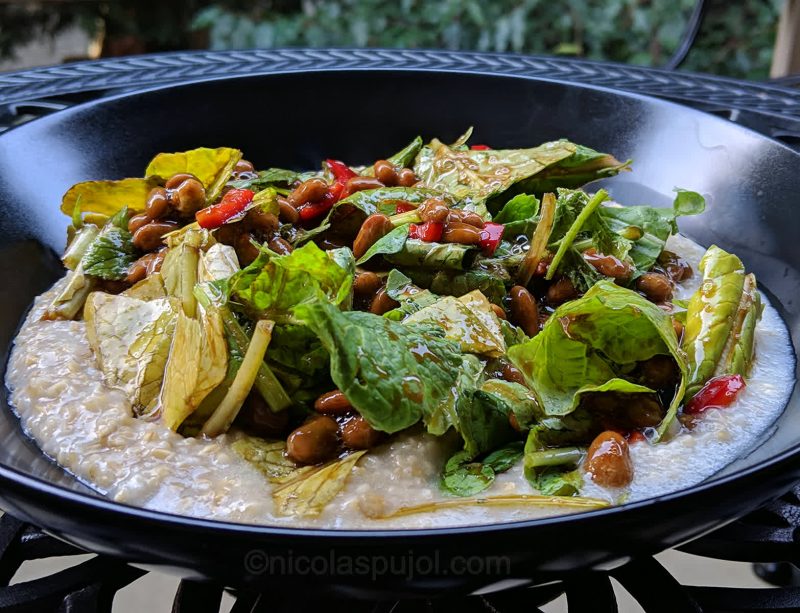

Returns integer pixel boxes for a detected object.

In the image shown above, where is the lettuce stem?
[201,319,274,437]
[389,210,422,226]
[62,224,99,270]
[195,285,292,413]
[545,189,608,280]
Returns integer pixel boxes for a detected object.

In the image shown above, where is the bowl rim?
[0,52,798,539]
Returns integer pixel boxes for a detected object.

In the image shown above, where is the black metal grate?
[4,493,800,613]
[2,50,800,612]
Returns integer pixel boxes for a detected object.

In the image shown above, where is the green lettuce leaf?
[414,138,628,208]
[403,267,508,305]
[598,189,706,273]
[267,324,329,380]
[493,193,540,236]
[442,442,524,497]
[682,245,762,397]
[294,301,473,435]
[80,208,138,281]
[224,242,353,322]
[404,290,506,357]
[508,280,687,439]
[355,224,409,265]
[385,239,478,271]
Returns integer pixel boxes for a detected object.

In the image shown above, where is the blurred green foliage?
[0,0,784,79]
[192,0,782,79]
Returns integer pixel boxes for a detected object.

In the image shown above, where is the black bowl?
[0,53,798,596]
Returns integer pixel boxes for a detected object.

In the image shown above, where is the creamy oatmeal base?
[5,235,795,528]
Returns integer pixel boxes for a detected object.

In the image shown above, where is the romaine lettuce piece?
[404,290,506,357]
[224,242,353,323]
[414,137,628,207]
[294,301,473,435]
[80,208,138,281]
[272,450,366,517]
[508,280,687,440]
[160,307,228,431]
[682,245,762,397]
[145,147,242,202]
[84,292,178,413]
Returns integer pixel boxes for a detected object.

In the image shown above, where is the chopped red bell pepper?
[408,221,444,242]
[395,201,416,214]
[297,182,344,224]
[325,159,357,185]
[470,144,491,150]
[195,188,254,229]
[478,222,505,255]
[684,374,746,415]
[627,431,647,444]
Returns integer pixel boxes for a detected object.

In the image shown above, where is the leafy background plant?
[0,0,784,79]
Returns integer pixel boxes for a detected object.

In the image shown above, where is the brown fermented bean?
[583,248,633,280]
[501,362,526,386]
[171,178,206,216]
[490,303,507,320]
[352,213,394,259]
[658,250,693,282]
[287,178,328,206]
[235,159,255,173]
[546,277,578,306]
[397,168,418,187]
[341,416,383,450]
[277,197,299,223]
[509,285,539,337]
[672,318,685,341]
[314,390,354,415]
[442,221,481,245]
[246,208,279,234]
[636,272,673,302]
[370,287,399,315]
[353,271,382,297]
[132,221,178,251]
[345,176,385,194]
[234,233,260,266]
[316,237,348,251]
[373,160,399,186]
[624,396,664,429]
[236,392,289,438]
[459,212,485,229]
[164,173,198,190]
[267,237,293,255]
[584,431,633,488]
[214,224,241,246]
[125,251,165,284]
[638,355,679,389]
[128,212,152,234]
[145,187,170,219]
[286,415,340,465]
[418,198,449,223]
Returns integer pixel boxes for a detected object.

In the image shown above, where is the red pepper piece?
[627,431,647,444]
[394,201,416,214]
[684,374,746,415]
[408,221,444,242]
[195,188,255,229]
[325,159,357,185]
[478,222,505,255]
[297,182,346,225]
[470,144,491,150]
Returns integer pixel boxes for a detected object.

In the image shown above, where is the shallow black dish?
[0,50,798,597]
